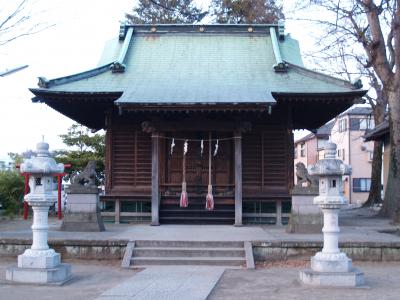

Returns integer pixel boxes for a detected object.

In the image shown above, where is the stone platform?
[6,263,72,285]
[288,189,322,233]
[61,190,105,232]
[299,268,364,287]
[6,248,72,284]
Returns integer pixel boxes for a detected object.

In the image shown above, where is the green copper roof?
[32,24,363,105]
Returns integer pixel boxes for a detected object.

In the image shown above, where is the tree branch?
[0,0,27,31]
[360,0,393,82]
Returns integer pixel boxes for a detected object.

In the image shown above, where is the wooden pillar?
[234,131,243,226]
[151,132,160,226]
[276,199,282,226]
[115,199,120,224]
[105,110,113,192]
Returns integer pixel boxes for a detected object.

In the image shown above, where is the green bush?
[0,171,24,216]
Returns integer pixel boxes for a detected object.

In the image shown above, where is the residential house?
[294,106,374,204]
[294,121,334,170]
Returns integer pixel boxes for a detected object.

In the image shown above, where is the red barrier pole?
[23,174,29,220]
[57,175,62,219]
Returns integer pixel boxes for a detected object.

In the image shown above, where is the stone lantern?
[299,142,364,287]
[6,140,72,284]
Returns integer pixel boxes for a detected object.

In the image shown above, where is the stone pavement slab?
[96,266,225,300]
[1,208,399,244]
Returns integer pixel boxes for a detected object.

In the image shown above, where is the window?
[367,118,375,129]
[337,149,345,160]
[300,143,305,157]
[368,151,373,161]
[294,147,298,159]
[339,118,347,132]
[359,119,368,130]
[350,118,360,130]
[317,139,328,150]
[353,178,371,192]
[350,118,375,131]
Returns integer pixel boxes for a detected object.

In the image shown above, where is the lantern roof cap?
[20,141,64,175]
[308,142,351,176]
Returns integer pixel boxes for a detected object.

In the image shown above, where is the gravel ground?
[208,261,400,300]
[0,258,140,300]
[1,259,400,300]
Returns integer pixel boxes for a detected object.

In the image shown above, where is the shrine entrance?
[159,132,236,224]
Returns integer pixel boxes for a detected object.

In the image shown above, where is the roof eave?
[272,90,367,100]
[364,121,390,141]
[116,102,275,112]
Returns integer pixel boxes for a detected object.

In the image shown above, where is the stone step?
[160,204,234,210]
[159,208,235,212]
[122,240,252,269]
[161,200,234,205]
[135,240,244,248]
[160,216,234,225]
[130,256,246,267]
[161,198,234,206]
[132,247,245,257]
[159,210,234,218]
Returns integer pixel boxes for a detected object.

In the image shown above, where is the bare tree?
[126,0,208,24]
[0,0,49,46]
[293,0,399,221]
[211,0,284,24]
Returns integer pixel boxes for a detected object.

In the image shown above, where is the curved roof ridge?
[284,61,363,90]
[38,63,113,88]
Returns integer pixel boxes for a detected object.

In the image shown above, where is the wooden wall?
[242,125,292,197]
[105,125,152,194]
[104,110,293,200]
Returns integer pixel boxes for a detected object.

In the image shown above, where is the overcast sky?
[0,0,313,160]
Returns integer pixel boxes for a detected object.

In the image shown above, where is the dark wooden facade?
[102,103,294,225]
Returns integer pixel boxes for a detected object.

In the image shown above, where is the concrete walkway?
[0,207,399,244]
[96,266,225,300]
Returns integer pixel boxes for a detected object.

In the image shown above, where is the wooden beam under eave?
[142,120,252,133]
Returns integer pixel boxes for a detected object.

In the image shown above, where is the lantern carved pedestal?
[299,142,364,287]
[6,141,72,285]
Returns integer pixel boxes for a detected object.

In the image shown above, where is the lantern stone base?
[18,249,60,269]
[61,192,105,232]
[311,252,352,272]
[300,252,364,287]
[299,268,364,287]
[6,263,72,285]
[6,248,72,285]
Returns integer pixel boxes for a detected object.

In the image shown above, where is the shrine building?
[29,24,365,225]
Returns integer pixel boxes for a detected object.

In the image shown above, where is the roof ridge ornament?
[38,77,49,88]
[110,62,126,73]
[351,78,363,89]
[270,26,287,72]
[111,27,134,73]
